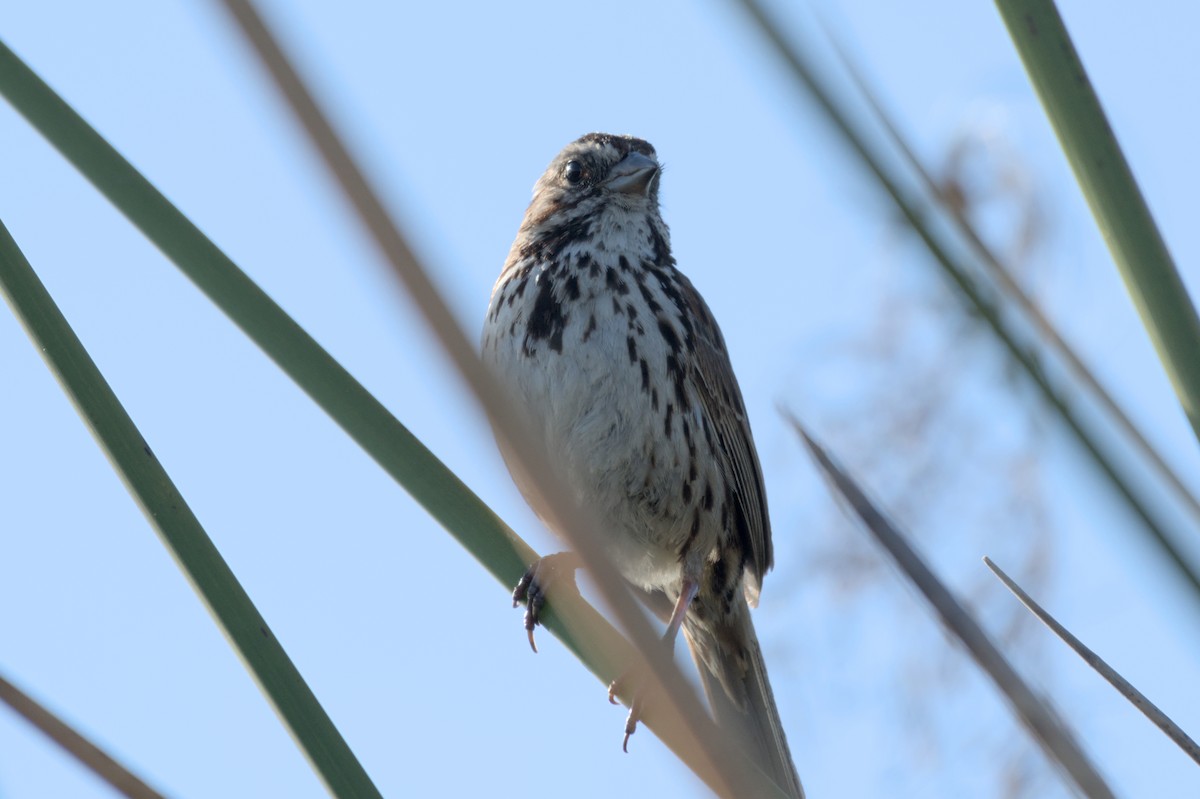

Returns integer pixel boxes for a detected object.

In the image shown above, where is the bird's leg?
[512,551,583,653]
[609,578,700,751]
[662,578,701,646]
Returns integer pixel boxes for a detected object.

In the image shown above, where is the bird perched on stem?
[482,133,803,799]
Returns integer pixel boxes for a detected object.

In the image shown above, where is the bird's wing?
[676,273,773,598]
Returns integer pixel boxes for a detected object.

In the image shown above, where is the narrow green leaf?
[995,0,1200,443]
[0,221,380,798]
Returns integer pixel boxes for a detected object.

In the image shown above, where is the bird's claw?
[622,710,639,753]
[511,569,542,652]
[511,566,547,653]
[511,552,582,653]
[513,554,647,750]
[608,672,643,752]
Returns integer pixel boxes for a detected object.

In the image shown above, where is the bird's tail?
[683,600,804,799]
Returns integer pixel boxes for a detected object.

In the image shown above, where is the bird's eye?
[563,160,584,185]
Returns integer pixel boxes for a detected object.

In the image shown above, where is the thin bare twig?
[811,8,1200,532]
[0,672,167,799]
[985,557,1200,766]
[787,413,1116,799]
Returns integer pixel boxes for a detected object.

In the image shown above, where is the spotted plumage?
[482,133,803,798]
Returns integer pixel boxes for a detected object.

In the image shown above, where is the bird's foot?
[607,580,697,751]
[607,669,646,752]
[512,551,582,653]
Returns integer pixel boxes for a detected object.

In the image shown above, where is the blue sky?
[2,1,1199,797]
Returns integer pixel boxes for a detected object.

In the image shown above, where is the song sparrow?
[482,133,803,798]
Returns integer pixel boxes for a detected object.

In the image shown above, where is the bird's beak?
[605,151,660,196]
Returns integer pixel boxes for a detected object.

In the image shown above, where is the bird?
[482,133,803,798]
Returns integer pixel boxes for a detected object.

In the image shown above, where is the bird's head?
[521,133,662,234]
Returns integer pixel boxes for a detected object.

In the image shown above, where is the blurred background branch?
[730,0,1200,604]
[792,419,1115,799]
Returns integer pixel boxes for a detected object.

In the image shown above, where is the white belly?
[482,249,699,591]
